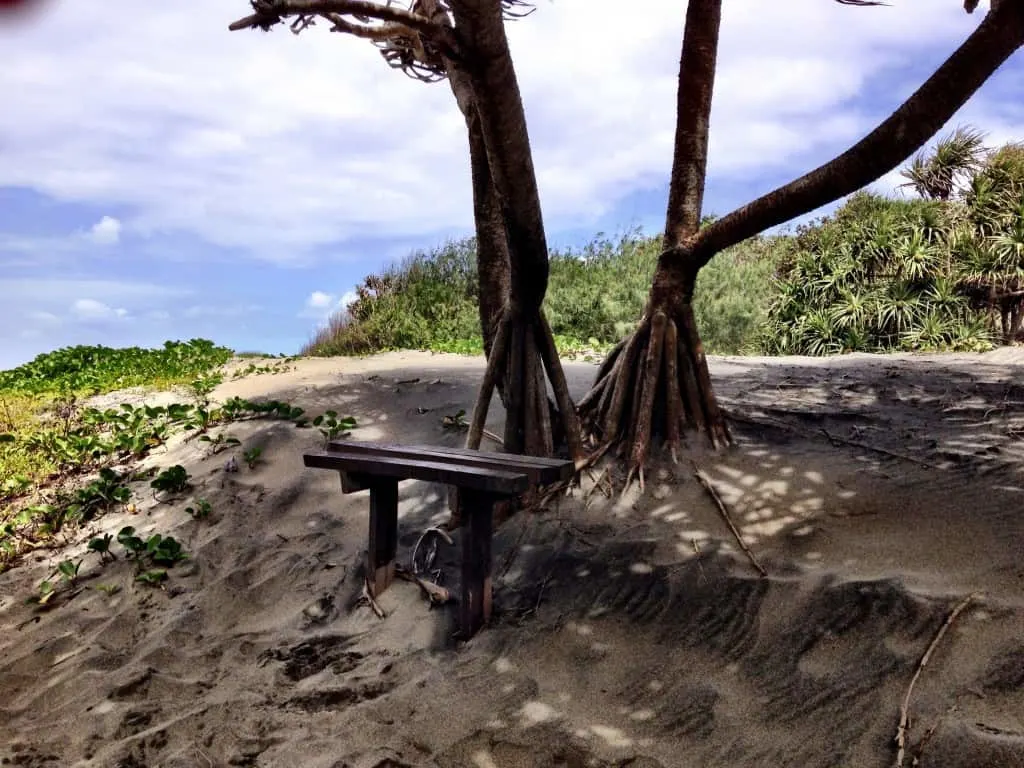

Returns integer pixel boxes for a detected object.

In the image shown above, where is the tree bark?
[447,65,509,362]
[443,0,581,465]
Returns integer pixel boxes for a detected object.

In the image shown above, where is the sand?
[1,349,1022,767]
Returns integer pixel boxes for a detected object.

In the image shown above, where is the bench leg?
[459,489,496,638]
[367,480,399,597]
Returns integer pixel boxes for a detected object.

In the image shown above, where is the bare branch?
[663,0,722,248]
[682,2,1024,271]
[228,0,440,35]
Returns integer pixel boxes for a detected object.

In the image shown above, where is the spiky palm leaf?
[900,126,987,200]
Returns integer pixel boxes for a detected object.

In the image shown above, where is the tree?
[230,0,583,466]
[577,0,1024,484]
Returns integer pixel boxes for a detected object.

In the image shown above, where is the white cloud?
[306,290,334,309]
[181,303,261,319]
[339,290,358,310]
[88,215,122,245]
[0,278,189,304]
[299,289,357,320]
[0,1,1019,262]
[26,310,61,325]
[70,298,129,321]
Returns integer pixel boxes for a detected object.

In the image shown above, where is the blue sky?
[0,0,1021,369]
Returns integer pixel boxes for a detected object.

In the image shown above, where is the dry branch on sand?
[893,592,980,767]
[693,468,767,578]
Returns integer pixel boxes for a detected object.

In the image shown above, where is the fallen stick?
[482,428,503,446]
[693,467,768,578]
[725,409,942,470]
[893,592,980,768]
[395,565,452,606]
[359,580,387,619]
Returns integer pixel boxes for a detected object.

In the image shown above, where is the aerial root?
[578,304,731,489]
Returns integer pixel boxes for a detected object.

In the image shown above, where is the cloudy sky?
[0,0,1020,368]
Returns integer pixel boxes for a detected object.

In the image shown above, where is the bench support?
[367,479,398,597]
[460,489,497,637]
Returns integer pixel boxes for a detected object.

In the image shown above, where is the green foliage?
[198,432,241,454]
[0,339,232,397]
[117,526,187,567]
[185,498,212,520]
[1,371,311,572]
[312,411,357,444]
[442,409,468,433]
[763,133,1024,355]
[304,229,782,358]
[243,446,263,469]
[88,533,116,562]
[151,465,190,497]
[230,358,295,379]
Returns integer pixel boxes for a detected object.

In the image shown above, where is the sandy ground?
[1,349,1023,768]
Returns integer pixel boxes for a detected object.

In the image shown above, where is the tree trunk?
[578,0,727,478]
[447,66,509,361]
[448,0,549,313]
[445,0,582,463]
[442,9,582,529]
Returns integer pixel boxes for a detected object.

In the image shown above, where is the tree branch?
[663,0,723,248]
[228,0,440,36]
[683,2,1024,270]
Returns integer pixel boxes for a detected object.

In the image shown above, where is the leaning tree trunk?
[447,65,509,362]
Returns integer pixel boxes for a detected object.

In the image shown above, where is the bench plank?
[327,440,574,485]
[304,450,531,495]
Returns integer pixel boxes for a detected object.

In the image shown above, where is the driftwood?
[725,408,943,470]
[693,467,768,578]
[893,592,980,768]
[395,564,452,606]
[358,579,387,619]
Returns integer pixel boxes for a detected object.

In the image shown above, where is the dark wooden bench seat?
[303,440,574,637]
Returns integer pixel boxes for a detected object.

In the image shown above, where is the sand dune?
[1,349,1022,767]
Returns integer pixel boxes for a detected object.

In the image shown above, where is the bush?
[305,228,783,358]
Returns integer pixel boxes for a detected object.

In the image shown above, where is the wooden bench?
[303,440,574,637]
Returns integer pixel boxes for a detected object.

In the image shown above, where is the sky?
[0,0,1021,369]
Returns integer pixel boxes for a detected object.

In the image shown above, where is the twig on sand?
[693,467,768,578]
[482,428,503,446]
[894,592,980,768]
[692,539,708,585]
[395,564,452,606]
[726,408,942,470]
[359,580,387,619]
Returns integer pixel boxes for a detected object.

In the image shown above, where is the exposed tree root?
[446,305,584,531]
[465,306,582,459]
[578,305,730,480]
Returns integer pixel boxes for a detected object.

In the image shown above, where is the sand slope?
[1,350,1022,767]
